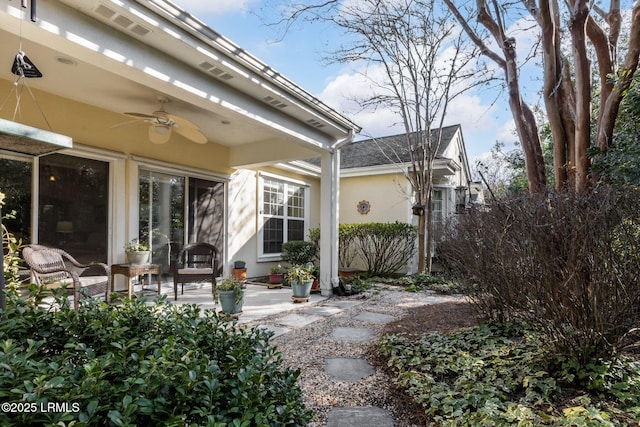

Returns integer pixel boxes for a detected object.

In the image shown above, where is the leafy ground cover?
[376,301,640,426]
[0,289,313,426]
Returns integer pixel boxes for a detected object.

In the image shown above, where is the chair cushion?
[177,268,213,275]
[79,276,109,287]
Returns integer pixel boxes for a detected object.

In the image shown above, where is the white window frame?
[257,172,310,261]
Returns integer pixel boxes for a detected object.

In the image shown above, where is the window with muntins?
[261,176,307,257]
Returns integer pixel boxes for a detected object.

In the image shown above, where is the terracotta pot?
[232,268,247,281]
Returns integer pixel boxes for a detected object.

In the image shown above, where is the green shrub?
[281,240,318,265]
[311,222,417,276]
[0,292,313,426]
[354,222,417,276]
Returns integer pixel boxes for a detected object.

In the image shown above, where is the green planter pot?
[291,279,313,298]
[218,289,243,314]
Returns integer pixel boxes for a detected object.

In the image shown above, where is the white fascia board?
[340,158,460,178]
[341,163,409,178]
[135,0,360,136]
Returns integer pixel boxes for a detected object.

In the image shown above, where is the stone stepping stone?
[257,324,291,338]
[325,300,364,309]
[325,357,373,381]
[303,305,344,317]
[354,311,395,324]
[325,406,394,427]
[331,327,375,343]
[274,313,322,328]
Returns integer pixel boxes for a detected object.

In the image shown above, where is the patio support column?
[320,131,353,296]
[319,150,340,296]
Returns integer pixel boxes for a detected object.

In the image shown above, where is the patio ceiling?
[0,0,358,166]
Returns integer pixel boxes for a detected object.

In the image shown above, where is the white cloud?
[318,65,515,158]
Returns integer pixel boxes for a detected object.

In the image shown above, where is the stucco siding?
[340,173,410,224]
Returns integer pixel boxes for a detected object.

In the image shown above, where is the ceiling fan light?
[148,125,171,144]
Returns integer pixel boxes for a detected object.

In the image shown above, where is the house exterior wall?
[335,126,476,275]
[226,168,321,279]
[0,81,325,280]
[339,172,411,224]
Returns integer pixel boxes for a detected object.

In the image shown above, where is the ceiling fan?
[117,96,207,144]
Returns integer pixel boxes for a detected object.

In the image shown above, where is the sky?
[170,0,542,163]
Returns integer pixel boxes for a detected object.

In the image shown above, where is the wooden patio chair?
[172,242,218,300]
[22,244,110,309]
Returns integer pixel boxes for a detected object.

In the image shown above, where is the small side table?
[111,263,161,299]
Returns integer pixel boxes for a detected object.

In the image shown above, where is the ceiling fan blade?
[166,113,200,130]
[174,126,208,144]
[148,124,172,144]
[111,119,144,129]
[124,112,157,120]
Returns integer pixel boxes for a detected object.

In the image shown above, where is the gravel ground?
[247,284,474,426]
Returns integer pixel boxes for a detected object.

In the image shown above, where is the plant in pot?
[232,260,247,281]
[268,264,284,285]
[124,238,150,265]
[214,276,245,315]
[310,264,320,292]
[288,264,314,299]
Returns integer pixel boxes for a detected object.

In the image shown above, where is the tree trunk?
[595,2,640,150]
[536,0,570,190]
[474,0,547,193]
[569,0,592,191]
[417,212,426,273]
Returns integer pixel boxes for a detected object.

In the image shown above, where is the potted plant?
[268,264,284,286]
[288,264,314,299]
[124,238,150,265]
[232,260,247,280]
[310,264,320,293]
[214,276,245,315]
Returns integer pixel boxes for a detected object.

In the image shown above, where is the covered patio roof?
[0,0,359,165]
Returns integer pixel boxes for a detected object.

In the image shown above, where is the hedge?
[0,288,313,426]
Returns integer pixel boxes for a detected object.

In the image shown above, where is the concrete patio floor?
[136,281,327,324]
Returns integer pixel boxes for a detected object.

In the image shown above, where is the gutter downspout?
[319,130,354,296]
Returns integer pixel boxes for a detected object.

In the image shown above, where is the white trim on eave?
[133,0,360,135]
[340,158,461,178]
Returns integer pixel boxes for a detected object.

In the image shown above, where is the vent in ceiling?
[263,96,288,109]
[306,119,326,129]
[198,61,235,80]
[94,3,151,37]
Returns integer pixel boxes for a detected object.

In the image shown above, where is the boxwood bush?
[0,289,313,426]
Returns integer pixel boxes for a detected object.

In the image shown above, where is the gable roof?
[307,124,461,169]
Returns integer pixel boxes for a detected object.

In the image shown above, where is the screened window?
[432,189,443,229]
[261,176,307,256]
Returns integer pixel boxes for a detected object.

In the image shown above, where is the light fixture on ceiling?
[55,57,77,66]
[148,124,171,144]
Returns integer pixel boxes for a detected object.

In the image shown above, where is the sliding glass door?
[38,154,109,264]
[138,170,224,276]
[138,170,184,274]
